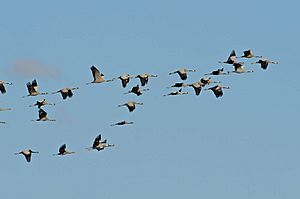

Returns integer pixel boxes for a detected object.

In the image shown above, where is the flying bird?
[86,134,115,151]
[29,99,55,108]
[204,85,230,98]
[251,59,278,70]
[114,74,134,88]
[15,149,39,162]
[238,49,262,59]
[0,80,13,94]
[124,85,149,96]
[0,108,12,111]
[23,79,48,97]
[52,87,79,100]
[87,65,114,84]
[205,68,228,76]
[200,77,221,86]
[110,120,134,126]
[167,82,188,89]
[228,62,254,74]
[163,88,189,96]
[219,50,237,64]
[135,73,158,86]
[169,68,196,80]
[184,82,204,96]
[118,101,143,112]
[32,108,56,122]
[53,144,75,156]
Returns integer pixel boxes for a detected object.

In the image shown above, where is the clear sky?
[1,1,299,198]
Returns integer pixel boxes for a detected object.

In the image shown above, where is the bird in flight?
[15,149,39,162]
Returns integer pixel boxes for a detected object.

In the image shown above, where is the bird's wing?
[93,135,101,148]
[0,83,6,94]
[230,50,236,57]
[179,73,187,80]
[26,82,33,93]
[61,92,68,100]
[39,109,47,118]
[31,80,38,91]
[194,87,201,96]
[67,90,73,97]
[25,154,31,162]
[59,144,66,154]
[90,66,102,81]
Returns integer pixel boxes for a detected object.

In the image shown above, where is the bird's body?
[52,87,79,100]
[219,50,237,64]
[135,73,158,86]
[239,49,262,59]
[33,108,56,122]
[124,85,149,96]
[251,59,278,70]
[204,85,230,98]
[169,68,196,80]
[205,68,228,76]
[163,88,189,96]
[0,80,12,94]
[30,99,55,108]
[23,80,48,97]
[229,62,254,74]
[87,66,114,84]
[87,134,115,151]
[118,101,143,112]
[111,120,134,126]
[54,144,75,156]
[15,149,39,162]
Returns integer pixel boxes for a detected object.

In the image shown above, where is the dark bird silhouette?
[167,82,188,88]
[205,68,228,76]
[169,68,196,80]
[135,73,158,86]
[118,101,143,112]
[0,80,12,94]
[15,149,39,162]
[86,134,115,151]
[219,50,237,64]
[124,85,149,96]
[204,85,230,98]
[52,87,79,100]
[29,99,55,108]
[87,65,114,84]
[23,79,48,97]
[238,49,262,59]
[251,59,278,70]
[163,88,189,96]
[32,108,56,122]
[53,144,75,156]
[110,120,134,126]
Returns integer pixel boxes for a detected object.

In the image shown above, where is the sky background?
[0,0,299,198]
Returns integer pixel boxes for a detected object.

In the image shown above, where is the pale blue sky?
[1,1,299,198]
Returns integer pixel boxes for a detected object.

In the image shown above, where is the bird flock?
[0,49,278,162]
